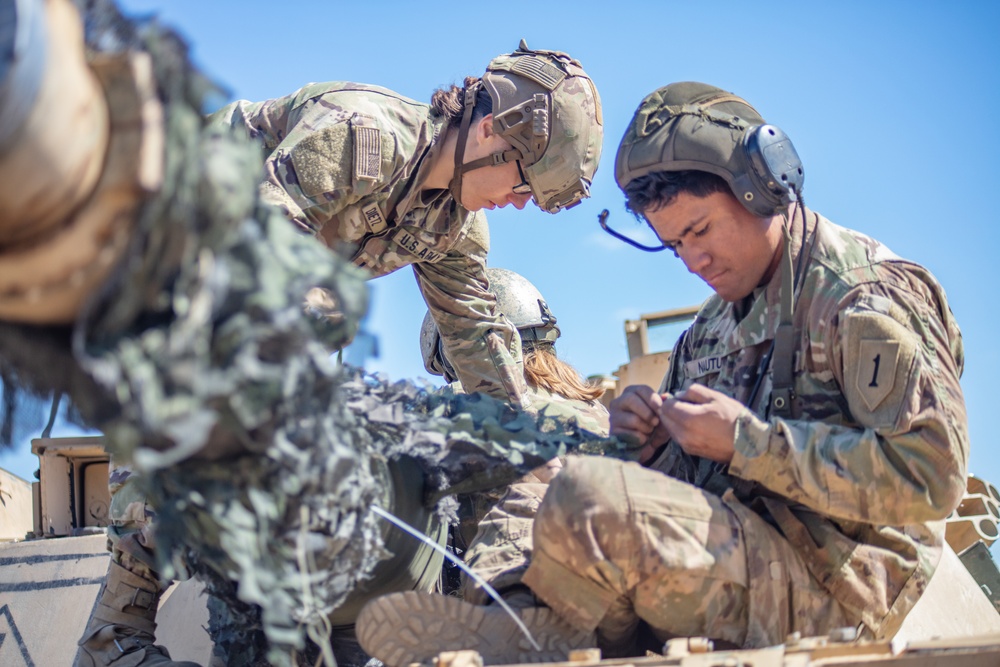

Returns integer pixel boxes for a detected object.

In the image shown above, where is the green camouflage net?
[0,2,638,664]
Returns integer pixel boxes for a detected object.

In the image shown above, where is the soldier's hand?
[609,385,671,463]
[659,384,741,463]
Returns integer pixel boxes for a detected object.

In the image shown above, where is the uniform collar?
[760,204,817,326]
[393,114,465,218]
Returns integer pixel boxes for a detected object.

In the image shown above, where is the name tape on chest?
[389,227,442,262]
[361,202,388,234]
[353,125,381,182]
[684,356,722,379]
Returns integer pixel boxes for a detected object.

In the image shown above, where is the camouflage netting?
[0,2,637,664]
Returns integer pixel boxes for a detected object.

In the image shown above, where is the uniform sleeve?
[729,271,969,526]
[255,97,395,235]
[412,212,529,409]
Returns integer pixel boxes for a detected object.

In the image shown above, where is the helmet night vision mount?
[450,39,603,214]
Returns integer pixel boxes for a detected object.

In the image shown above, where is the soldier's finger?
[610,410,656,437]
[659,396,701,436]
[674,383,716,404]
[610,389,660,423]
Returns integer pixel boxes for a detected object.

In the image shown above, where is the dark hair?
[624,170,730,218]
[429,76,494,127]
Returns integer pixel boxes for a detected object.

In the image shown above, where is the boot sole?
[357,592,595,666]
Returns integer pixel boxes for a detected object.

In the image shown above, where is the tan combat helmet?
[614,82,803,217]
[451,40,603,214]
[420,267,559,381]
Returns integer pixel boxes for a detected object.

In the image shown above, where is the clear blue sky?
[3,1,999,546]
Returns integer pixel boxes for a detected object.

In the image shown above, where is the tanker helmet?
[420,267,560,379]
[614,82,803,217]
[454,40,604,214]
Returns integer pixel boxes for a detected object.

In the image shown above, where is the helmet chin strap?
[448,84,480,206]
[448,81,522,207]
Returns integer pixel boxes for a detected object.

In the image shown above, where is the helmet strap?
[448,83,481,206]
[770,219,797,418]
[448,81,523,205]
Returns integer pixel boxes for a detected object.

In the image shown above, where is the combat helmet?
[614,82,802,217]
[420,267,559,380]
[451,40,603,214]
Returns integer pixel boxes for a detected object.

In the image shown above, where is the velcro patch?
[353,125,381,182]
[289,124,351,197]
[361,202,387,234]
[389,227,442,262]
[843,312,918,429]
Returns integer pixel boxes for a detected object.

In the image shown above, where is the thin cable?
[371,504,542,652]
[297,505,336,667]
[41,392,61,438]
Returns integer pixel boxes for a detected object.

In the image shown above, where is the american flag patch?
[353,125,381,181]
[511,56,565,90]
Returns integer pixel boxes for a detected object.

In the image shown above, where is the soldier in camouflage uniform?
[76,40,603,667]
[210,39,603,409]
[356,83,969,665]
[420,267,609,603]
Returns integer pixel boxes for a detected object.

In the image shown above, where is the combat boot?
[356,591,595,666]
[75,559,201,667]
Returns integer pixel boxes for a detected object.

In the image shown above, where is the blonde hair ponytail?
[523,343,604,403]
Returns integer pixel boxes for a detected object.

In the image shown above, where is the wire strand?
[371,504,542,651]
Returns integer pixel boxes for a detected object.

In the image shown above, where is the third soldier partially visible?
[420,267,609,591]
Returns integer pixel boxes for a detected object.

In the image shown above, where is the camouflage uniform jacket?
[652,209,968,639]
[211,82,528,406]
[526,385,609,436]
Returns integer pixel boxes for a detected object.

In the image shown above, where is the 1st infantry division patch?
[855,339,900,411]
[843,310,918,428]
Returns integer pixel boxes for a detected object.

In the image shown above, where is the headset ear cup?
[742,124,804,213]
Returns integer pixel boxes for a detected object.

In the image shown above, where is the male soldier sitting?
[356,82,970,665]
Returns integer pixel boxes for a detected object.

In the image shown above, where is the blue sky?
[3,1,999,549]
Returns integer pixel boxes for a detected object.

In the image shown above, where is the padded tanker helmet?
[614,82,803,217]
[451,40,603,214]
[420,268,560,380]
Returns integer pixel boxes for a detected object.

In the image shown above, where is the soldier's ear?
[476,114,496,144]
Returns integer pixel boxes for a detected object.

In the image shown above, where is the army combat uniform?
[211,82,528,406]
[519,210,968,650]
[461,385,610,604]
[102,82,531,598]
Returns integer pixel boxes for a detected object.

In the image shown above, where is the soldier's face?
[644,190,783,302]
[459,115,534,212]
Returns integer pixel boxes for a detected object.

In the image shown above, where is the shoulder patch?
[843,311,918,428]
[353,124,381,182]
[289,123,351,197]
